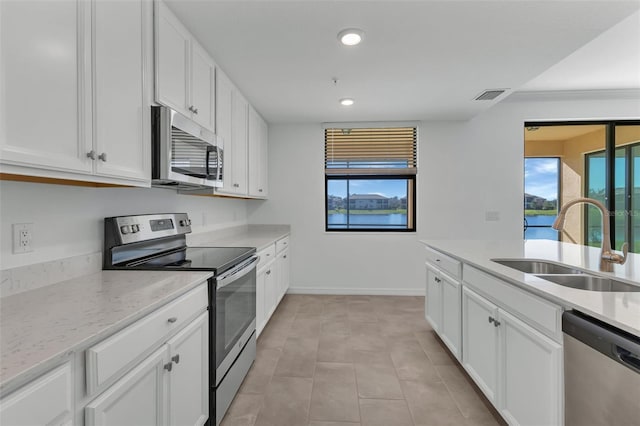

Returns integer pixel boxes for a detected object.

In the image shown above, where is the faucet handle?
[618,242,629,264]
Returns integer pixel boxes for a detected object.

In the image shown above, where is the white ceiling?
[165,1,640,124]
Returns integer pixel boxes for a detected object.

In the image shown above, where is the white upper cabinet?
[0,0,92,174]
[93,0,150,181]
[248,106,268,198]
[215,70,249,197]
[0,0,151,185]
[190,42,215,131]
[155,1,215,132]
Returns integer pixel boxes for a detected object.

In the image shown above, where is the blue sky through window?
[524,158,559,200]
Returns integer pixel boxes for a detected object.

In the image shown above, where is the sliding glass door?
[525,121,639,253]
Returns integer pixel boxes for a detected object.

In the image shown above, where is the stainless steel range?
[103,213,257,426]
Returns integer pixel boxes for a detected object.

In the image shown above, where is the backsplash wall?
[0,180,250,270]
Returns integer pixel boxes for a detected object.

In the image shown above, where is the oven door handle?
[217,256,259,289]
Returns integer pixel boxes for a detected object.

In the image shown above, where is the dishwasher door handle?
[616,346,640,373]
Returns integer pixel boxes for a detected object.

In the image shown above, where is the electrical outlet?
[12,223,34,254]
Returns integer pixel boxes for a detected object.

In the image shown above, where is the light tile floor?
[221,295,505,426]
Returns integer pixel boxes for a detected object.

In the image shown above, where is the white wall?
[247,92,640,294]
[0,181,249,269]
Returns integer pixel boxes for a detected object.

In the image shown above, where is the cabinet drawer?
[463,265,561,340]
[86,283,207,395]
[0,362,73,425]
[257,244,276,270]
[425,246,461,279]
[275,236,289,253]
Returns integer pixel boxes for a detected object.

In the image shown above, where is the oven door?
[215,256,257,385]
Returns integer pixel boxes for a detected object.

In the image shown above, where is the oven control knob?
[131,224,140,233]
[179,219,191,227]
[120,225,131,234]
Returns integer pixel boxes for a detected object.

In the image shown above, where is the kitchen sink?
[535,274,640,292]
[491,259,586,275]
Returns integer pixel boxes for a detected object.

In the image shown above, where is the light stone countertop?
[0,269,211,394]
[420,239,640,336]
[188,224,290,251]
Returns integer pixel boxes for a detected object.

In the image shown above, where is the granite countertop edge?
[0,270,212,395]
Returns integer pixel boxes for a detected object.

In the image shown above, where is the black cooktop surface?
[118,246,256,275]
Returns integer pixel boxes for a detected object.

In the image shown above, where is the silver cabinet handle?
[284,255,287,259]
[258,189,263,192]
[167,317,177,323]
[266,270,271,275]
[98,152,107,162]
[87,150,97,160]
[193,108,198,114]
[171,354,180,364]
[434,277,441,283]
[188,106,194,113]
[494,319,501,327]
[488,316,494,324]
[164,362,173,372]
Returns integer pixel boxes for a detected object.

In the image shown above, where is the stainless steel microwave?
[151,106,223,189]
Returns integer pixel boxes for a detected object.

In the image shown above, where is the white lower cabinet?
[499,309,562,426]
[425,263,461,360]
[0,362,74,426]
[86,311,208,426]
[166,312,209,426]
[256,261,276,336]
[276,248,290,303]
[256,237,290,337]
[85,347,167,426]
[462,286,499,403]
[462,286,562,426]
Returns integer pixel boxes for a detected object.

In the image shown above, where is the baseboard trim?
[286,286,424,296]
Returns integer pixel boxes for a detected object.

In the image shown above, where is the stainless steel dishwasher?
[563,311,640,426]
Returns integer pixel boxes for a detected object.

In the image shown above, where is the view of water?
[328,213,407,229]
[525,215,559,240]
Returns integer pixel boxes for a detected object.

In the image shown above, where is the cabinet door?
[425,265,442,332]
[0,362,73,426]
[248,106,267,197]
[0,0,92,174]
[264,265,277,320]
[215,70,233,192]
[190,41,215,132]
[93,0,149,181]
[85,346,168,426]
[499,310,562,426]
[440,273,461,360]
[155,0,189,116]
[462,287,499,404]
[231,91,248,194]
[277,249,290,302]
[167,312,208,426]
[257,114,269,197]
[256,267,266,336]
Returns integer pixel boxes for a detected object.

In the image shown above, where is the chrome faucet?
[552,197,628,272]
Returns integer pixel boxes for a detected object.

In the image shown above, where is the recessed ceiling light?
[338,29,364,46]
[340,98,354,106]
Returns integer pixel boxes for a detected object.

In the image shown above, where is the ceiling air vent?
[474,89,507,101]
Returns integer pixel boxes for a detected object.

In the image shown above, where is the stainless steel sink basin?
[492,259,586,275]
[535,274,640,292]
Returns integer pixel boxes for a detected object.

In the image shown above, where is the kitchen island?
[420,239,640,335]
[420,238,640,426]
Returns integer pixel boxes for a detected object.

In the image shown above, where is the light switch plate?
[12,223,34,253]
[485,211,500,221]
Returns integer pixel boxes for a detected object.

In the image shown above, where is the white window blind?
[325,127,417,175]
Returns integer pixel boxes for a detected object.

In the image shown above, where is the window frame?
[325,174,417,233]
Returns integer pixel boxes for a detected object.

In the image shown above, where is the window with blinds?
[325,126,417,232]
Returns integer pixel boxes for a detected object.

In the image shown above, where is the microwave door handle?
[216,145,222,182]
[205,146,213,177]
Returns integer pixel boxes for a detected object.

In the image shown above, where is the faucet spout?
[553,197,628,271]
